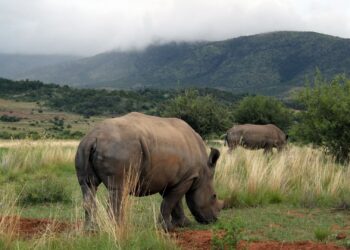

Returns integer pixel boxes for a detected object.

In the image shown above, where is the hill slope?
[0,54,80,78]
[11,31,350,95]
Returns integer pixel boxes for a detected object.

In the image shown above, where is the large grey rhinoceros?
[75,112,223,231]
[225,124,288,153]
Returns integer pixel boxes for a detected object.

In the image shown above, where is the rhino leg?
[263,146,273,154]
[80,177,101,231]
[105,175,126,224]
[227,143,237,153]
[171,200,191,227]
[159,179,193,231]
[108,186,123,223]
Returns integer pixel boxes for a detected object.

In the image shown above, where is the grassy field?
[0,98,105,139]
[0,140,349,249]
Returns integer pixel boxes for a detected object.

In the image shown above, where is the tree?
[234,95,292,131]
[161,89,233,137]
[291,72,350,162]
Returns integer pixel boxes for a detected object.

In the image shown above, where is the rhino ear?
[208,147,220,168]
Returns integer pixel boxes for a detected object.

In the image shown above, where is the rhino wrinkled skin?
[75,112,223,231]
[225,124,288,153]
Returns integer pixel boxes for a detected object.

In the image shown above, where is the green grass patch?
[18,175,72,205]
[3,229,178,250]
[314,226,331,242]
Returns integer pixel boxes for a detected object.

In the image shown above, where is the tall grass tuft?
[0,191,21,249]
[0,140,77,173]
[215,145,350,208]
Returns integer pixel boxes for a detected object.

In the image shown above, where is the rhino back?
[229,124,284,147]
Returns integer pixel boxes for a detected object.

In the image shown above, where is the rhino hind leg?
[103,174,127,225]
[263,146,273,154]
[227,142,237,153]
[171,200,191,227]
[80,176,101,231]
[159,179,193,231]
[108,186,123,224]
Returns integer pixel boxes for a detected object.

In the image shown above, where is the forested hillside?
[12,31,350,96]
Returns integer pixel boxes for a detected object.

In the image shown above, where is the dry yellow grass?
[0,139,78,171]
[215,145,350,206]
[1,139,349,207]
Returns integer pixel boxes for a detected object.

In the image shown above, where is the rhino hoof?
[84,222,98,233]
[172,217,191,227]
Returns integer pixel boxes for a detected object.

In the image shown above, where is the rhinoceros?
[75,112,223,231]
[225,124,288,153]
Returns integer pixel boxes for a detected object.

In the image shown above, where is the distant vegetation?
[233,95,292,131]
[0,115,21,122]
[0,78,245,117]
[291,72,350,162]
[161,89,233,137]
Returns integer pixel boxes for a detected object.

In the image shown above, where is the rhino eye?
[212,194,217,200]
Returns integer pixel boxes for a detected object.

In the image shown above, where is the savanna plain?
[0,139,349,249]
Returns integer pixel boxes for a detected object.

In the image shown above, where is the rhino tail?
[139,138,151,174]
[75,137,101,185]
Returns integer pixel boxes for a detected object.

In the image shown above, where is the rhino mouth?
[196,215,217,224]
[185,193,218,224]
[192,210,217,224]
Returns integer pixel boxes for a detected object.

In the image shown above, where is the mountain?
[0,54,80,79]
[9,31,350,95]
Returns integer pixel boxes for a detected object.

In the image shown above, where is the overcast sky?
[1,0,350,56]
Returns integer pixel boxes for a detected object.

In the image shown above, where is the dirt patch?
[286,210,306,218]
[0,216,75,238]
[331,224,350,231]
[174,230,345,250]
[237,241,346,250]
[174,230,215,250]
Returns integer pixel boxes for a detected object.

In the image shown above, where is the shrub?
[0,115,21,122]
[291,72,350,162]
[18,176,71,205]
[234,95,292,131]
[161,89,233,137]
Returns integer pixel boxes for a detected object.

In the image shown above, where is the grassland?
[0,98,105,139]
[0,140,349,249]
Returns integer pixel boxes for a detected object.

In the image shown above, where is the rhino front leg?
[159,180,193,231]
[171,200,191,227]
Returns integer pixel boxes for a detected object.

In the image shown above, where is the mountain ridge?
[4,31,350,95]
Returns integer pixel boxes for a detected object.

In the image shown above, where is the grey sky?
[1,0,349,55]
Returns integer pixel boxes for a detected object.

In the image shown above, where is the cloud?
[0,0,349,55]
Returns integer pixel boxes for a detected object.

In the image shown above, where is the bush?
[234,95,292,131]
[291,72,350,162]
[18,176,71,205]
[161,89,233,137]
[0,115,21,122]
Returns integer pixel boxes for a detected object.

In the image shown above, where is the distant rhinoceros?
[75,112,223,231]
[225,124,288,153]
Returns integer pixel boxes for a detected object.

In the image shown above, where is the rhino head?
[185,147,224,224]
